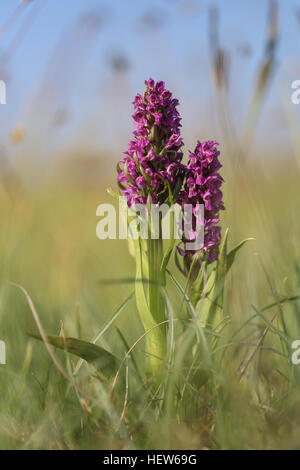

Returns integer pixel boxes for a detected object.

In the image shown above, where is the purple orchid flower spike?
[117,78,185,207]
[178,140,225,271]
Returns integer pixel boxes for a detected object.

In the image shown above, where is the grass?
[0,157,299,450]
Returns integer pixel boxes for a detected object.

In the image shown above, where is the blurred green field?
[0,153,299,450]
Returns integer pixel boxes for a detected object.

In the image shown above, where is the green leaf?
[202,228,229,327]
[199,231,254,329]
[227,237,255,272]
[160,210,176,284]
[200,268,216,299]
[218,227,229,279]
[73,292,134,376]
[29,334,119,374]
[167,270,209,358]
[134,238,166,374]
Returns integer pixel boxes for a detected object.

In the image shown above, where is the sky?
[0,0,299,162]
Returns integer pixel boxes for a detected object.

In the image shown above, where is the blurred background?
[0,0,300,176]
[0,0,300,449]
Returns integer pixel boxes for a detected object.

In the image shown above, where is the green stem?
[148,238,164,321]
[146,212,166,372]
[134,236,166,376]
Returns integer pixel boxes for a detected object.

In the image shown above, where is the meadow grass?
[0,156,299,450]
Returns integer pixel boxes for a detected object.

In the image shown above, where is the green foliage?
[1,172,300,450]
[197,229,254,328]
[28,333,119,376]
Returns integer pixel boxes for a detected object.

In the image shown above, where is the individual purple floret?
[179,140,225,263]
[117,78,184,207]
